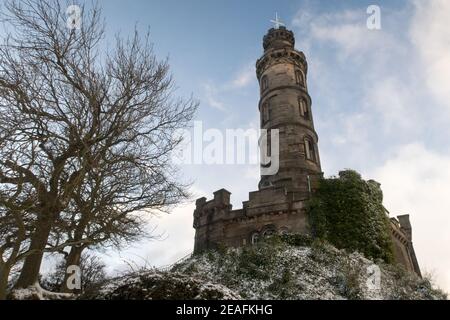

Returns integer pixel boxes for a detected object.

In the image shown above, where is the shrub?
[279,233,313,247]
[338,258,363,300]
[237,242,278,280]
[267,267,294,298]
[307,170,395,263]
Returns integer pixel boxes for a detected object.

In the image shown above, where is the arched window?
[251,232,259,245]
[298,97,309,120]
[262,225,276,238]
[304,137,316,162]
[261,75,268,91]
[262,229,275,238]
[295,69,304,86]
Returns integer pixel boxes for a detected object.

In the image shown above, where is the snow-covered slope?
[88,238,446,300]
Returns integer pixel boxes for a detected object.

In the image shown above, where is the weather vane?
[270,12,285,29]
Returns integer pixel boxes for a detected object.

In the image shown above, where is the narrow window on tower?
[268,101,273,121]
[298,98,310,120]
[295,69,303,86]
[267,130,272,157]
[262,102,269,123]
[261,75,268,92]
[305,138,316,162]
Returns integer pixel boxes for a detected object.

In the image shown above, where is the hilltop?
[84,236,446,300]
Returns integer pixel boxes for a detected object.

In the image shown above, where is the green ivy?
[306,170,395,263]
[279,233,313,247]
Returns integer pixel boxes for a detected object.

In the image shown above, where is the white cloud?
[200,63,255,112]
[202,83,227,111]
[371,143,450,293]
[410,0,450,110]
[293,9,356,54]
[312,22,369,58]
[293,8,399,61]
[292,7,412,128]
[230,63,255,88]
[364,77,421,134]
[243,165,259,180]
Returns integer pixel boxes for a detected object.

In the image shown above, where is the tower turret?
[256,26,322,197]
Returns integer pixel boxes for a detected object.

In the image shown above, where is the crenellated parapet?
[256,49,308,81]
[193,189,236,229]
[263,27,295,50]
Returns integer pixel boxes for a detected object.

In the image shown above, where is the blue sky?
[43,1,450,292]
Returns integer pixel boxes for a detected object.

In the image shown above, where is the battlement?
[263,26,295,51]
[194,189,231,211]
[193,189,242,229]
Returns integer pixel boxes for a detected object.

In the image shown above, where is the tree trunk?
[61,246,83,293]
[0,264,9,300]
[14,214,53,289]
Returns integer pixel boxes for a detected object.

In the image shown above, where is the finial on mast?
[270,12,285,29]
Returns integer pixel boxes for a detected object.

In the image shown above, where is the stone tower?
[193,27,323,253]
[257,26,322,199]
[191,26,421,277]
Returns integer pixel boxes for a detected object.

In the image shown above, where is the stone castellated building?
[193,26,421,276]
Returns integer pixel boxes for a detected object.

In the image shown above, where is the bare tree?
[0,0,197,291]
[0,119,40,299]
[53,156,168,293]
[0,180,35,299]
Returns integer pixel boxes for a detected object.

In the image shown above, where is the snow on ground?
[10,283,74,300]
[88,237,447,300]
[10,237,447,300]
